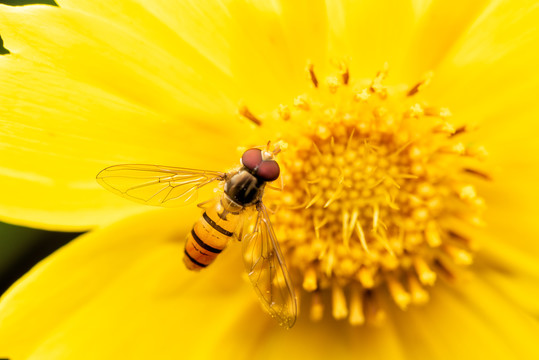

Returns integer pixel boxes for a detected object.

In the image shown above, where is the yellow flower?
[1,0,539,359]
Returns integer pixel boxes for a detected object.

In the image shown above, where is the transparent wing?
[242,203,297,328]
[96,164,225,207]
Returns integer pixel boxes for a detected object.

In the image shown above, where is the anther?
[278,104,291,120]
[387,275,411,310]
[443,244,473,265]
[303,266,318,292]
[455,184,477,200]
[463,168,493,181]
[407,272,429,305]
[413,257,437,286]
[307,62,319,88]
[432,121,456,135]
[406,71,433,96]
[357,266,375,288]
[238,104,262,126]
[341,65,350,85]
[354,89,371,102]
[450,125,467,137]
[349,284,365,325]
[465,145,489,160]
[261,63,486,325]
[407,104,424,118]
[425,221,442,247]
[294,95,311,111]
[332,283,349,319]
[310,291,324,322]
[440,143,465,155]
[327,76,340,93]
[434,258,456,282]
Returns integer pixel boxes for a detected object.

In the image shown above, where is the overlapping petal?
[0,0,538,359]
[1,206,537,359]
[0,4,253,229]
[325,0,418,82]
[226,0,329,113]
[389,278,539,359]
[426,0,539,126]
[413,0,539,258]
[0,208,265,359]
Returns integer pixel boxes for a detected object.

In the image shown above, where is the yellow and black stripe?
[183,207,239,271]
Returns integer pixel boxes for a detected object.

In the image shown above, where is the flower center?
[241,63,488,325]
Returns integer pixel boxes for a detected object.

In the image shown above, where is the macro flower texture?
[1,0,539,358]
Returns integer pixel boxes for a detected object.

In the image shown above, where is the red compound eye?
[241,148,263,171]
[256,160,280,182]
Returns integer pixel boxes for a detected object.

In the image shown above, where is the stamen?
[425,221,442,247]
[327,76,340,93]
[342,210,351,249]
[278,104,291,120]
[413,257,437,286]
[465,145,489,160]
[354,89,371,102]
[447,230,476,250]
[310,292,324,322]
[408,272,429,305]
[443,244,473,265]
[238,104,262,126]
[432,121,456,135]
[387,275,411,310]
[440,142,466,155]
[349,283,365,325]
[262,64,485,325]
[406,71,433,96]
[332,283,348,319]
[341,65,350,85]
[294,95,311,110]
[355,222,370,255]
[434,258,456,282]
[324,183,343,208]
[307,62,319,88]
[306,191,323,209]
[463,168,493,181]
[357,266,375,288]
[303,266,318,292]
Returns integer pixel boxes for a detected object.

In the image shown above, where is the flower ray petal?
[0,208,258,359]
[0,4,237,117]
[0,54,244,229]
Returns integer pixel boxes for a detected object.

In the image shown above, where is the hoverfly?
[96,144,297,328]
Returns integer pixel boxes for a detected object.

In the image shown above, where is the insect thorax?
[224,169,265,206]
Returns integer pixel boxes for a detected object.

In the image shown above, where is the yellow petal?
[0,5,257,229]
[482,268,539,316]
[254,318,406,359]
[56,0,236,78]
[390,278,539,359]
[226,0,329,114]
[0,4,237,116]
[475,111,539,258]
[0,55,243,230]
[0,207,411,359]
[412,0,539,258]
[402,0,492,80]
[326,0,418,83]
[0,207,264,359]
[478,233,539,315]
[426,0,539,127]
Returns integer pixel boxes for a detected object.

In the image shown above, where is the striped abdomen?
[183,200,242,270]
